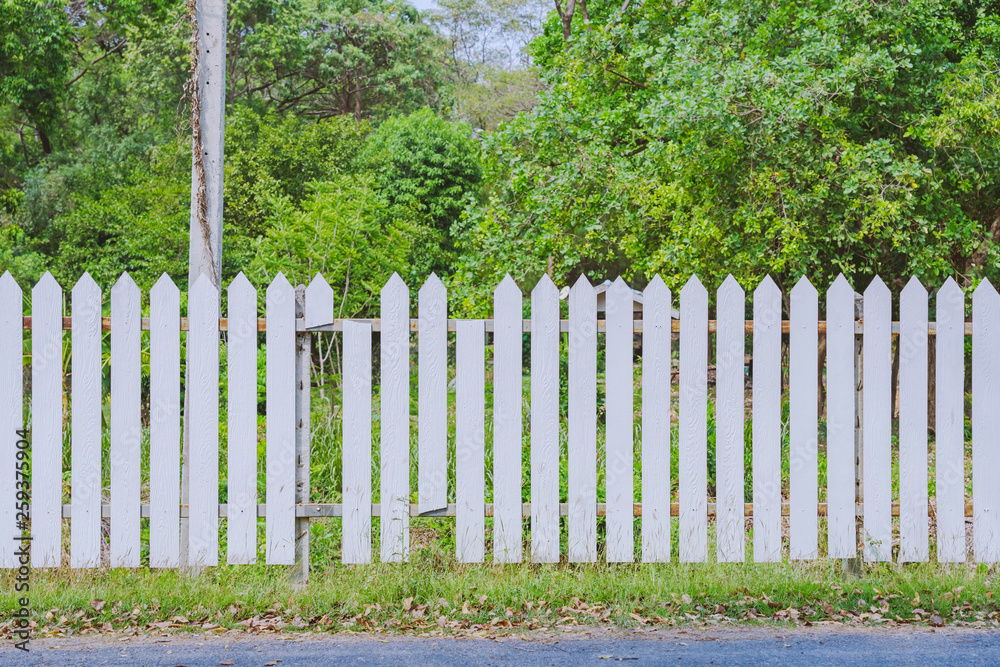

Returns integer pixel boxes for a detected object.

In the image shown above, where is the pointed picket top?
[305,273,333,329]
[111,272,139,308]
[865,275,890,299]
[532,272,559,299]
[113,271,138,290]
[494,273,521,299]
[607,276,632,316]
[151,272,178,297]
[191,270,219,298]
[228,271,253,294]
[0,270,19,290]
[0,271,21,306]
[33,270,61,294]
[753,274,779,300]
[791,275,817,299]
[228,272,256,312]
[380,271,407,299]
[419,273,446,317]
[901,275,926,298]
[938,276,963,302]
[718,274,744,301]
[72,271,100,297]
[680,274,707,300]
[645,273,667,294]
[572,273,593,291]
[828,273,855,299]
[973,277,997,301]
[419,272,445,296]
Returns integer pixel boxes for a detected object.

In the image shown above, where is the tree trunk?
[181,0,226,572]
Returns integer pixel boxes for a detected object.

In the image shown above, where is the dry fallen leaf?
[403,597,413,611]
[91,599,106,613]
[219,660,235,666]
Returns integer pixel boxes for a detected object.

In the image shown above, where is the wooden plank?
[227,273,257,564]
[679,276,708,562]
[266,273,296,564]
[935,278,965,562]
[530,275,560,563]
[641,276,671,562]
[568,276,597,562]
[715,275,744,563]
[189,274,220,567]
[110,273,141,567]
[304,273,333,329]
[789,276,818,560]
[418,274,448,513]
[605,278,634,562]
[380,273,410,562]
[826,274,856,558]
[863,276,892,562]
[493,275,523,563]
[70,274,102,568]
[0,273,22,569]
[973,279,1000,563]
[149,273,180,568]
[32,272,62,567]
[899,277,928,562]
[342,321,372,564]
[456,319,485,563]
[752,276,781,563]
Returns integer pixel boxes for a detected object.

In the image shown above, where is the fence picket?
[266,273,296,564]
[380,274,410,562]
[973,279,1000,563]
[150,274,180,568]
[456,319,485,563]
[863,277,892,562]
[641,276,671,562]
[606,278,634,562]
[189,274,220,566]
[716,275,744,562]
[342,321,372,564]
[227,273,257,564]
[680,276,708,562]
[752,276,781,563]
[305,273,333,330]
[790,277,818,560]
[0,273,21,569]
[936,278,966,562]
[110,273,142,567]
[899,277,928,562]
[493,276,523,563]
[530,276,560,563]
[71,274,101,568]
[419,274,448,514]
[826,275,856,558]
[32,272,62,567]
[568,276,597,562]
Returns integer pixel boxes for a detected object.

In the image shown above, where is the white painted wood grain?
[680,276,708,563]
[266,273,296,565]
[605,278,634,562]
[70,274,101,568]
[973,279,1000,563]
[642,276,671,563]
[418,274,448,514]
[789,277,818,560]
[825,275,856,558]
[752,276,781,563]
[568,276,597,562]
[0,273,22,569]
[189,274,220,567]
[380,274,410,562]
[493,275,523,563]
[227,273,257,564]
[530,275,560,563]
[111,273,141,568]
[150,273,180,568]
[863,277,892,562]
[31,272,62,567]
[899,277,928,562]
[305,273,334,329]
[936,278,965,563]
[716,275,744,563]
[342,320,372,564]
[456,319,485,563]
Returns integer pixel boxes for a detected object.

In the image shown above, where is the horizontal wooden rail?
[57,502,975,519]
[22,317,975,335]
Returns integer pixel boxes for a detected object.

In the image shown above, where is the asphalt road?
[3,629,999,666]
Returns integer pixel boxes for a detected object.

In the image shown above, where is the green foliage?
[455,0,1000,307]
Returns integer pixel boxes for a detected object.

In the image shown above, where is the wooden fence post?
[845,292,864,576]
[292,285,310,586]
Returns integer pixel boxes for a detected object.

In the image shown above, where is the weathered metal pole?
[181,0,226,571]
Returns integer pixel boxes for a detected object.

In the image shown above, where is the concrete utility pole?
[181,0,226,570]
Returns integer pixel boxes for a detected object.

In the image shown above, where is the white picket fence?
[0,269,995,570]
